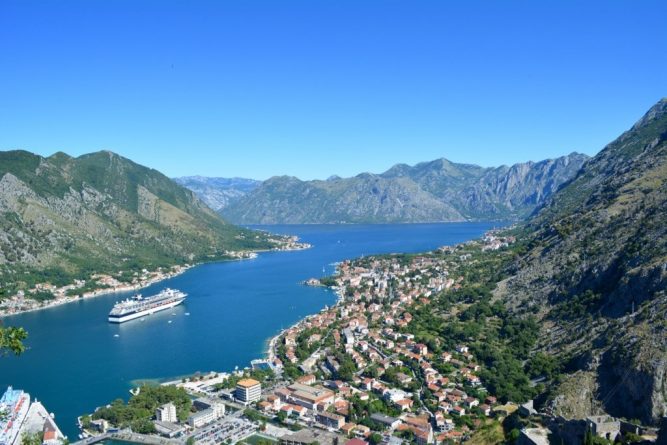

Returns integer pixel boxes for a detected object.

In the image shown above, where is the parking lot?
[192,417,257,445]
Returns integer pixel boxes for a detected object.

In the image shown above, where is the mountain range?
[1,98,665,427]
[0,150,278,297]
[177,153,589,224]
[173,176,261,212]
[504,98,667,423]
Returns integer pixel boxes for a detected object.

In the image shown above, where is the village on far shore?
[0,235,310,317]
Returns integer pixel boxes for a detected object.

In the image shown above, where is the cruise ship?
[108,288,187,323]
[0,386,30,445]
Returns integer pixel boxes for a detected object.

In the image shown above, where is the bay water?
[0,223,500,438]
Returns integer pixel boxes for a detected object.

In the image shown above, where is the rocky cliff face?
[221,174,465,224]
[455,154,587,219]
[501,99,667,424]
[216,153,588,224]
[173,176,260,211]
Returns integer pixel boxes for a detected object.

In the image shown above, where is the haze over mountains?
[177,153,589,224]
[173,176,261,213]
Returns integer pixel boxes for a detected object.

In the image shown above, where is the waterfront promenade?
[72,429,182,445]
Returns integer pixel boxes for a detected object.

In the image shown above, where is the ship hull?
[108,298,185,323]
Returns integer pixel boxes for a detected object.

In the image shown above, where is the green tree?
[369,433,383,445]
[0,327,28,355]
[21,433,43,445]
[277,410,287,423]
[584,427,594,445]
[80,415,92,429]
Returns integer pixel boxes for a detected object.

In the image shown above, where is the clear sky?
[1,1,666,180]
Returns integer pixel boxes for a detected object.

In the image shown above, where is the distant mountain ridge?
[173,176,260,211]
[204,153,589,224]
[0,150,276,296]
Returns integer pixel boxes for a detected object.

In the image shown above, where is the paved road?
[72,429,182,445]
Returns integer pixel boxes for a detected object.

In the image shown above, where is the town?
[0,235,310,316]
[9,231,656,445]
[0,264,192,316]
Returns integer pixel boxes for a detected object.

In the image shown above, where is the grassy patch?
[242,435,279,445]
[467,420,505,445]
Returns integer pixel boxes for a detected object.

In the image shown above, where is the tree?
[507,429,520,443]
[584,427,594,445]
[336,353,356,381]
[21,432,43,445]
[277,410,287,423]
[0,327,28,356]
[186,437,195,445]
[80,415,92,429]
[525,352,559,379]
[130,418,156,434]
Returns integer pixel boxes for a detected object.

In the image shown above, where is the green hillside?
[0,150,277,297]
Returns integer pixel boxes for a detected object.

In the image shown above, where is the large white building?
[284,383,334,411]
[188,409,217,428]
[235,379,262,404]
[193,397,225,418]
[155,403,178,423]
[382,389,410,403]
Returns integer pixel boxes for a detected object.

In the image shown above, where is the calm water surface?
[0,223,500,438]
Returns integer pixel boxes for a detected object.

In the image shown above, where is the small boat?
[168,320,172,324]
[114,334,119,338]
[185,312,190,316]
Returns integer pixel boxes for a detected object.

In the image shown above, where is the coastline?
[0,265,193,319]
[0,243,312,319]
[264,275,344,365]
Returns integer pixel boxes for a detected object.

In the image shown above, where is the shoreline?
[0,243,311,319]
[0,265,193,319]
[263,276,343,364]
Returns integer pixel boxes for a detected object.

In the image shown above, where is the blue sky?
[1,1,666,180]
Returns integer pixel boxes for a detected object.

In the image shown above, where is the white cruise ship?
[0,386,30,445]
[108,288,187,323]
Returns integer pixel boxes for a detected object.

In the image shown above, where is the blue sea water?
[0,222,500,439]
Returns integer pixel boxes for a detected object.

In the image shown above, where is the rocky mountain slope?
[501,98,667,424]
[0,150,276,296]
[173,176,260,211]
[217,153,588,224]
